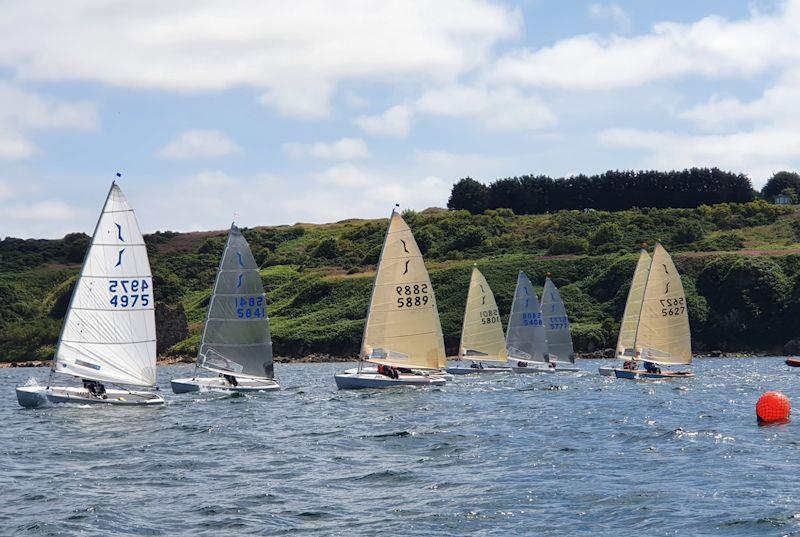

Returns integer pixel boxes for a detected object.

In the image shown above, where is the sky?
[1,0,798,238]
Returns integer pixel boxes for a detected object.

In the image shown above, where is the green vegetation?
[2,199,800,362]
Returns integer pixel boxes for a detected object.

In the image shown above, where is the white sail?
[197,224,274,379]
[541,277,575,363]
[363,210,445,370]
[633,243,692,365]
[459,266,506,362]
[616,249,651,359]
[54,183,156,386]
[505,271,548,362]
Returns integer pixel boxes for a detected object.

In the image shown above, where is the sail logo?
[115,248,125,267]
[116,223,124,242]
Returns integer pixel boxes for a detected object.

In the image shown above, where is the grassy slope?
[2,200,800,361]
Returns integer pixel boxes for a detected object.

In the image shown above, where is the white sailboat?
[335,207,447,389]
[599,248,650,376]
[171,224,279,393]
[611,243,693,379]
[540,275,580,372]
[506,271,554,374]
[446,266,510,375]
[16,182,164,407]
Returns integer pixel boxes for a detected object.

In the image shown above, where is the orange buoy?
[756,391,791,423]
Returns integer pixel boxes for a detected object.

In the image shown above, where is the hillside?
[3,200,800,362]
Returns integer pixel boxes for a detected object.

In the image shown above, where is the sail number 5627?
[396,284,430,308]
[660,297,686,316]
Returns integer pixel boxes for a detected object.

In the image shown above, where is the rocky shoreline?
[0,350,786,368]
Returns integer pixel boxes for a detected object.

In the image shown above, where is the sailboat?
[446,266,509,375]
[611,243,693,379]
[599,248,650,376]
[334,207,447,389]
[171,223,279,393]
[16,182,165,407]
[506,271,554,374]
[540,275,580,372]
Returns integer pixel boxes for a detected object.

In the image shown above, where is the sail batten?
[363,211,446,370]
[633,243,692,365]
[54,183,156,387]
[197,224,274,379]
[459,267,506,362]
[505,271,548,363]
[541,277,575,363]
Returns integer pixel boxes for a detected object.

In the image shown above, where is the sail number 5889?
[396,284,430,308]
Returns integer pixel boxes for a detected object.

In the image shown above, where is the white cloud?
[0,83,98,160]
[0,1,519,119]
[312,163,375,187]
[0,181,10,201]
[492,3,800,90]
[4,199,84,221]
[588,3,632,33]
[356,105,414,137]
[416,84,557,131]
[157,130,241,159]
[284,138,369,160]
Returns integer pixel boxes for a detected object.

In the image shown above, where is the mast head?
[112,171,121,186]
[391,203,400,216]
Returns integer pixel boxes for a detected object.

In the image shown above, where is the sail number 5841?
[660,297,686,316]
[396,284,430,308]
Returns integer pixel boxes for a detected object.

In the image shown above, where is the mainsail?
[541,277,575,363]
[363,210,445,370]
[54,182,156,386]
[459,266,506,362]
[615,249,651,359]
[197,224,274,379]
[633,243,692,365]
[505,271,548,363]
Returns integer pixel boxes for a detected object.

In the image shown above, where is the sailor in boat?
[221,374,239,387]
[516,361,527,368]
[469,362,485,370]
[622,360,637,370]
[643,361,661,375]
[82,379,107,399]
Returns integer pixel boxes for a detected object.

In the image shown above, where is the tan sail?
[634,243,692,365]
[459,267,507,362]
[615,249,651,359]
[363,210,446,370]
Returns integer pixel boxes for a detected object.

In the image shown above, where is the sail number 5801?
[396,284,430,308]
[660,297,686,316]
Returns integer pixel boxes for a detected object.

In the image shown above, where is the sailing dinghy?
[600,248,651,376]
[171,224,279,393]
[446,266,510,375]
[506,272,554,374]
[335,208,447,389]
[16,182,164,407]
[611,243,694,379]
[540,276,580,372]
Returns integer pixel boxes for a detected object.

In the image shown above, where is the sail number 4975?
[396,284,430,308]
[109,279,151,308]
[660,297,686,316]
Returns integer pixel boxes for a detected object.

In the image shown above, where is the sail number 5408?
[396,284,430,308]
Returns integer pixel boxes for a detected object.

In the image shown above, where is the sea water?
[1,359,799,536]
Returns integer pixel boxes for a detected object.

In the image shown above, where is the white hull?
[334,372,446,390]
[511,365,555,374]
[509,359,578,374]
[171,376,280,394]
[598,366,615,376]
[16,385,164,408]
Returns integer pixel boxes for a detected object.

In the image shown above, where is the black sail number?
[396,283,430,309]
[479,308,501,325]
[660,297,686,317]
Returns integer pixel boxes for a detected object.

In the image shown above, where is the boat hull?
[598,366,615,376]
[334,372,446,390]
[445,366,510,375]
[510,359,577,374]
[171,376,280,394]
[342,366,453,381]
[786,358,800,367]
[16,385,165,408]
[612,369,694,380]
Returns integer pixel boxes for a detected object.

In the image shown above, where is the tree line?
[448,168,757,214]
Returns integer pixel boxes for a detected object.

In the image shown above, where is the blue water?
[1,359,799,536]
